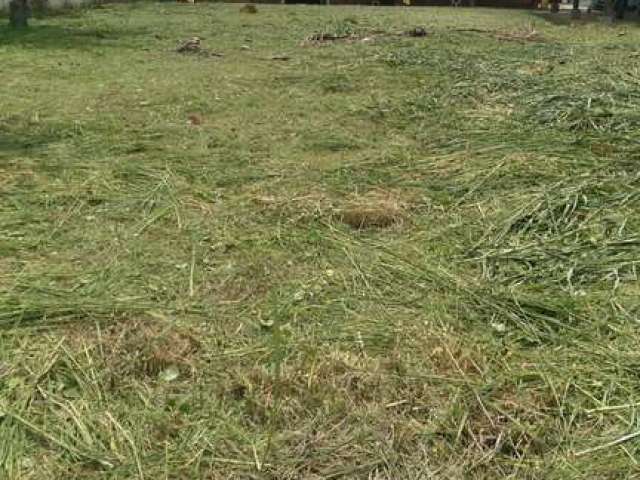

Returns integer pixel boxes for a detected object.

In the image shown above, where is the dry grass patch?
[95,316,200,382]
[496,25,544,43]
[249,188,334,223]
[518,61,554,76]
[338,190,409,230]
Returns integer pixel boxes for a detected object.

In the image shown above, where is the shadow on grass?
[531,10,640,25]
[0,131,61,156]
[0,22,152,49]
[0,117,79,157]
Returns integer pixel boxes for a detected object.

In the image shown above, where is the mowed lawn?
[1,3,640,478]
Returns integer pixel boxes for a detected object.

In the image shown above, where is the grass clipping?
[338,190,408,230]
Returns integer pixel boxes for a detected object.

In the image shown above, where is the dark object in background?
[588,0,638,15]
[614,0,629,17]
[271,54,291,61]
[407,26,428,37]
[240,4,258,13]
[9,0,31,28]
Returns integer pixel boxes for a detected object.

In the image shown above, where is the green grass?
[1,3,640,478]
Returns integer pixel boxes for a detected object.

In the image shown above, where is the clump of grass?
[239,4,258,14]
[318,72,355,94]
[532,93,640,133]
[97,316,200,381]
[338,190,408,230]
[470,173,640,290]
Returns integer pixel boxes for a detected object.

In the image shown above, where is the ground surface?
[1,4,640,478]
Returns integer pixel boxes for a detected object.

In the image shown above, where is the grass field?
[1,3,640,478]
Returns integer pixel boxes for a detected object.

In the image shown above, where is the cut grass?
[1,4,640,478]
[338,189,409,229]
